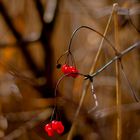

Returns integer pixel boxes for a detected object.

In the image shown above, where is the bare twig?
[34,0,59,97]
[0,2,42,77]
[68,26,118,54]
[90,41,140,78]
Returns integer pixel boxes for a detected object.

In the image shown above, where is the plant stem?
[113,3,122,140]
[66,4,115,140]
[90,41,140,78]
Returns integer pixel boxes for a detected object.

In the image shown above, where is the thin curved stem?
[54,72,86,102]
[88,41,140,114]
[69,51,77,67]
[68,25,119,54]
[56,50,69,65]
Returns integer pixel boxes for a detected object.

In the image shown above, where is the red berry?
[61,64,69,74]
[51,120,58,130]
[44,123,54,137]
[69,66,79,78]
[56,121,64,134]
[44,123,51,132]
[61,64,79,78]
[47,127,54,137]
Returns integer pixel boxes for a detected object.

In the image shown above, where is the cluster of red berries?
[61,64,79,78]
[44,120,64,137]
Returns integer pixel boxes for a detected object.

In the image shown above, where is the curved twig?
[68,25,119,54]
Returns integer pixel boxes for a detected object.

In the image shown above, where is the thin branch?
[34,0,59,97]
[0,2,42,77]
[88,43,140,114]
[90,41,140,78]
[68,25,118,54]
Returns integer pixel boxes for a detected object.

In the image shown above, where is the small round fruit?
[56,121,64,134]
[51,120,58,130]
[47,127,54,137]
[44,123,51,132]
[69,66,79,78]
[44,123,54,137]
[61,64,69,74]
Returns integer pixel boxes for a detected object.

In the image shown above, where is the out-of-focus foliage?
[0,0,139,140]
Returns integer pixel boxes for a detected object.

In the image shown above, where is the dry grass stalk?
[67,4,117,140]
[113,3,122,140]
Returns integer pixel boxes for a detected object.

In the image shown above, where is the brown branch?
[34,0,59,97]
[0,2,43,78]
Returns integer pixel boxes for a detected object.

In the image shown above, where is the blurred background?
[0,0,139,140]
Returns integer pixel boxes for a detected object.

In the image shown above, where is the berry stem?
[54,73,86,98]
[56,50,69,66]
[68,25,119,55]
[50,107,56,121]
